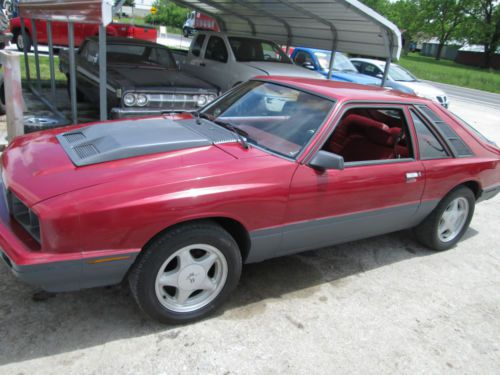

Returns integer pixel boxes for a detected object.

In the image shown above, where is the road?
[427,80,500,110]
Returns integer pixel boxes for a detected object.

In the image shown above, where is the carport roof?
[173,0,401,60]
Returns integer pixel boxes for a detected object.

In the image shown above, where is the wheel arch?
[142,216,252,262]
[460,180,481,200]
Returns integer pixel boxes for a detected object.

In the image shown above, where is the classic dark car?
[59,37,219,118]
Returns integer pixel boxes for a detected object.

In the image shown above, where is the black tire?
[15,31,32,52]
[414,186,475,251]
[129,221,242,324]
[0,79,5,116]
[183,27,190,38]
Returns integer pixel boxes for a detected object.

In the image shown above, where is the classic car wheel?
[414,186,475,251]
[129,222,242,324]
[15,32,32,52]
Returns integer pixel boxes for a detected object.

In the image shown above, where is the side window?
[191,34,205,57]
[205,36,228,63]
[321,107,413,164]
[351,61,361,71]
[82,41,98,64]
[416,105,473,157]
[362,63,379,77]
[410,110,449,159]
[293,51,313,66]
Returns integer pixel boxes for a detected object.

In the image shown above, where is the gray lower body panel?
[0,250,139,292]
[246,200,439,264]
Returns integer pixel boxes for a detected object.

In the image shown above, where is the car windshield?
[228,37,292,63]
[202,81,334,158]
[389,65,417,82]
[314,51,358,72]
[107,44,177,69]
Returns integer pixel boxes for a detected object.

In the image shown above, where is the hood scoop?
[57,118,218,167]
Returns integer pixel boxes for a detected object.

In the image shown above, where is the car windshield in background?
[229,37,292,63]
[203,81,334,158]
[390,65,417,82]
[107,44,177,69]
[314,51,357,72]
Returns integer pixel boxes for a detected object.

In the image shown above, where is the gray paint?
[1,250,139,293]
[57,117,239,167]
[246,200,439,264]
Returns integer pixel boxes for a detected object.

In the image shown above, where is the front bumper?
[111,107,195,119]
[0,182,139,292]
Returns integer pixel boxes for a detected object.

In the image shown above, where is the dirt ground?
[0,91,499,374]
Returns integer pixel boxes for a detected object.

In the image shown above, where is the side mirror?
[309,150,344,171]
[302,62,316,70]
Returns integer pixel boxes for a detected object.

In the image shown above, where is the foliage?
[144,1,190,28]
[466,0,500,67]
[114,0,135,7]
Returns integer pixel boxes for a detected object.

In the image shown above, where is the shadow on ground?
[0,228,478,365]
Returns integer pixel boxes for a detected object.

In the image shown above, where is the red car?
[9,17,157,52]
[1,78,499,324]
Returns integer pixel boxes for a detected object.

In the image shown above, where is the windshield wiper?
[193,112,249,149]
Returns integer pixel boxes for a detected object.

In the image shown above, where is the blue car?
[290,47,414,95]
[290,47,381,85]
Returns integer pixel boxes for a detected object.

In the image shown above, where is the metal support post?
[19,17,30,82]
[46,21,56,98]
[68,22,78,124]
[1,51,25,140]
[98,24,107,121]
[31,19,41,90]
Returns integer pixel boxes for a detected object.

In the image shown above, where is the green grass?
[20,55,66,83]
[399,53,500,94]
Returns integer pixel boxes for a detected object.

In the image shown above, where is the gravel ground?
[0,93,499,374]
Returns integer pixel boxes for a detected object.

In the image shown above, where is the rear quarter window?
[416,105,473,157]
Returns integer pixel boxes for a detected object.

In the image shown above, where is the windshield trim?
[202,79,337,161]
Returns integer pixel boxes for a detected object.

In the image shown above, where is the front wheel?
[414,186,475,251]
[183,27,190,38]
[129,222,242,324]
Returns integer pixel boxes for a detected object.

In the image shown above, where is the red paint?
[9,17,157,47]
[1,79,499,269]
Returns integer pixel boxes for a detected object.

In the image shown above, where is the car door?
[278,104,426,256]
[202,35,230,91]
[184,34,206,77]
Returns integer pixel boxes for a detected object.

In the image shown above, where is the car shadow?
[0,228,464,365]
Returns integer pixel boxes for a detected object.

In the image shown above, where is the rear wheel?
[15,31,32,52]
[414,186,475,251]
[129,222,242,324]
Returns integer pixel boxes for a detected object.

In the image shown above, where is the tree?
[467,0,500,68]
[115,0,135,7]
[420,0,474,60]
[144,1,189,28]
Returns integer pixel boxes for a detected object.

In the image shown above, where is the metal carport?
[170,0,401,80]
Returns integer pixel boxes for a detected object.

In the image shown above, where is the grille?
[7,191,40,243]
[74,144,99,159]
[63,132,86,143]
[146,93,199,110]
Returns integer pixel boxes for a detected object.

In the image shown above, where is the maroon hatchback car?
[1,78,499,323]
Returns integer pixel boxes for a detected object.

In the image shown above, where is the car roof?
[293,47,346,56]
[350,58,398,68]
[86,36,166,49]
[257,76,426,104]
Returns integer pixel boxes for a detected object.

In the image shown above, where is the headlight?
[196,95,208,107]
[136,94,148,107]
[123,93,136,107]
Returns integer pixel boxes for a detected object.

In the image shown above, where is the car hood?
[107,64,216,91]
[396,81,446,99]
[242,62,324,79]
[1,117,241,206]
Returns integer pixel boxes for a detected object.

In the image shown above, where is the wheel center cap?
[178,265,205,290]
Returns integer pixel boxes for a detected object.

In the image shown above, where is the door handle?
[406,172,421,181]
